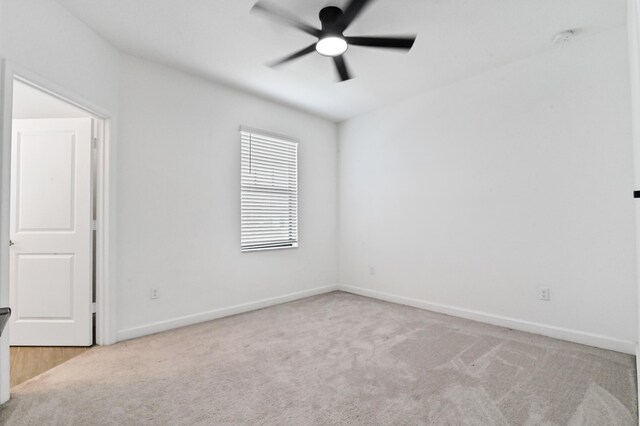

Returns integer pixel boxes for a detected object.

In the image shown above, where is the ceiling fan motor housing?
[319,6,344,35]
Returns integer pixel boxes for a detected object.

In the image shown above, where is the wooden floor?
[10,346,91,388]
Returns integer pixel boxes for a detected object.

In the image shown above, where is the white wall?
[12,80,91,119]
[0,0,120,114]
[0,0,122,403]
[339,28,637,352]
[115,55,338,339]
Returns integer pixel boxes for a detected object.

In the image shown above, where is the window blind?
[241,129,298,252]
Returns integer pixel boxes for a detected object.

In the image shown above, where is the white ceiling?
[55,0,626,122]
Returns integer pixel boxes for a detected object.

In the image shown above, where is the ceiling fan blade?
[252,1,322,37]
[345,36,416,50]
[269,44,317,67]
[333,56,352,82]
[337,0,374,31]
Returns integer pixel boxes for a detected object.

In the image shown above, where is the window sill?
[241,244,298,253]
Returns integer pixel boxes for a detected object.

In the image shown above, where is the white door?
[9,118,93,346]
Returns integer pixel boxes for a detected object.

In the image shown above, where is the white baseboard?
[116,284,339,342]
[116,283,635,355]
[339,285,636,355]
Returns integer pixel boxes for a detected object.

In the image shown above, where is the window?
[241,128,298,252]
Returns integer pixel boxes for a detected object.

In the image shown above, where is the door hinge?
[91,220,97,231]
[92,137,98,150]
[91,303,96,314]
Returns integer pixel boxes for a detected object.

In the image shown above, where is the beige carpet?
[0,292,636,425]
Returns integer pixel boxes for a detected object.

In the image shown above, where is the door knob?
[8,240,14,247]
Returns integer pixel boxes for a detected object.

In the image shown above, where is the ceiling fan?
[252,0,417,82]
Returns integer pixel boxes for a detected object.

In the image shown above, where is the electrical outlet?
[538,287,550,301]
[150,288,160,300]
[369,266,375,275]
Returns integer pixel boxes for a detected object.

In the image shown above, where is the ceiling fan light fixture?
[316,36,348,57]
[253,0,417,81]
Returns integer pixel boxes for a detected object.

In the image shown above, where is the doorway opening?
[0,67,113,401]
[9,80,98,387]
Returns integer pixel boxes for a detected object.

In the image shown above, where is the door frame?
[628,0,640,420]
[0,60,115,404]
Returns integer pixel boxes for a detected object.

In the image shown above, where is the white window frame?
[240,127,298,252]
